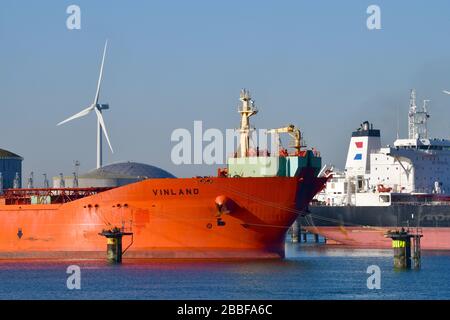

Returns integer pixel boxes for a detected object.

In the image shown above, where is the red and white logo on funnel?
[354,141,363,160]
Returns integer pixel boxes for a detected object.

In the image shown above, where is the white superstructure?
[317,89,450,207]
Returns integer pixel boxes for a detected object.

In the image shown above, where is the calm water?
[1,239,450,300]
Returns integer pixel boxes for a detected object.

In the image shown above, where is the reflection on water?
[286,242,393,257]
[1,242,450,300]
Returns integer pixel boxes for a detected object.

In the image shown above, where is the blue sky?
[2,1,450,181]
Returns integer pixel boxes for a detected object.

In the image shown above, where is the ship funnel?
[362,121,370,131]
[345,122,381,176]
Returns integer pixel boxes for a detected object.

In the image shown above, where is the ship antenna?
[442,90,450,137]
[423,99,430,139]
[408,89,417,139]
[396,106,400,140]
[408,89,430,140]
[423,99,430,113]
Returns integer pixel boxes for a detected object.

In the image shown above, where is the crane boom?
[267,124,303,155]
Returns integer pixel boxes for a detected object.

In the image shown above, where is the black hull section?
[301,205,450,228]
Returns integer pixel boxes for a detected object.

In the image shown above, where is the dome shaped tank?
[53,162,175,188]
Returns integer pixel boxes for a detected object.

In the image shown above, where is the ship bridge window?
[379,195,390,203]
[358,179,363,189]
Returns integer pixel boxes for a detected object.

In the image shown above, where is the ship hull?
[301,205,450,250]
[0,172,325,259]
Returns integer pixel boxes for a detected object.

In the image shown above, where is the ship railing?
[237,106,258,114]
[228,149,271,158]
[391,201,450,206]
[2,187,114,205]
[393,227,423,237]
[309,200,449,207]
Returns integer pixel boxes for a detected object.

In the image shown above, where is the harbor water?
[1,236,450,300]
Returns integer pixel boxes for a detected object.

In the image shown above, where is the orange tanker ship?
[0,90,327,259]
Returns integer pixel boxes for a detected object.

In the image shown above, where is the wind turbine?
[58,40,113,169]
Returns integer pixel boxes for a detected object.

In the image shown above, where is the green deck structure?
[227,150,322,178]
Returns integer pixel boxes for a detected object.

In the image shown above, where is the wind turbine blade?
[94,106,114,153]
[94,40,108,105]
[57,105,95,126]
[443,90,450,95]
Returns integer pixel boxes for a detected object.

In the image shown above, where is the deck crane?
[267,124,304,156]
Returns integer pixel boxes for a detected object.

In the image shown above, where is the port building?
[0,148,23,191]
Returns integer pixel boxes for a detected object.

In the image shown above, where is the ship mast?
[237,89,258,158]
[408,89,430,139]
[408,89,417,139]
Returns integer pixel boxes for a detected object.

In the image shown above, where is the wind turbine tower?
[57,40,114,169]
